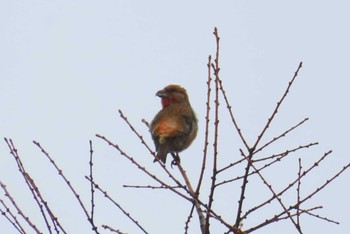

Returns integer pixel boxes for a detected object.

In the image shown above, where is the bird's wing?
[152,117,184,140]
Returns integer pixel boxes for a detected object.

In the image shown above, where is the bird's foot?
[170,153,181,168]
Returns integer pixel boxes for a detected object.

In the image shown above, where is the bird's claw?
[170,153,181,168]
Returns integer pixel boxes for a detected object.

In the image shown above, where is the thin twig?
[216,143,315,188]
[205,27,220,234]
[298,162,350,205]
[95,134,191,202]
[184,205,195,234]
[86,177,148,234]
[215,62,250,151]
[102,225,127,234]
[218,142,317,182]
[25,175,65,234]
[234,147,254,228]
[217,158,245,174]
[89,140,97,232]
[253,142,318,163]
[33,141,99,234]
[254,118,309,155]
[246,206,322,232]
[296,158,302,230]
[303,210,339,225]
[252,62,303,152]
[196,54,212,195]
[6,138,66,234]
[240,150,302,233]
[173,154,206,233]
[123,184,181,189]
[0,181,42,234]
[242,150,333,220]
[7,139,54,233]
[0,192,27,233]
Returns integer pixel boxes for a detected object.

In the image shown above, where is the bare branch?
[296,158,302,229]
[88,140,97,232]
[195,54,212,195]
[123,184,181,189]
[205,27,220,233]
[303,210,339,225]
[0,180,42,234]
[0,190,27,233]
[172,154,206,233]
[102,225,127,234]
[184,205,195,234]
[253,142,318,163]
[95,134,192,202]
[216,143,316,188]
[86,177,148,234]
[254,118,310,154]
[299,162,350,205]
[240,150,302,233]
[235,147,254,228]
[4,138,63,234]
[242,150,333,220]
[32,141,98,234]
[252,62,303,151]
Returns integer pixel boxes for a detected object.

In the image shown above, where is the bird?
[150,84,198,164]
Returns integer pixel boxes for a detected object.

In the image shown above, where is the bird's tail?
[153,147,168,164]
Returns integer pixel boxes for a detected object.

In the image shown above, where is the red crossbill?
[150,84,198,164]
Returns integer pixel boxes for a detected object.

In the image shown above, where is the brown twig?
[240,150,302,233]
[298,162,350,205]
[184,205,195,234]
[6,138,67,233]
[247,206,322,232]
[254,118,310,155]
[217,142,318,187]
[252,62,303,152]
[216,143,316,188]
[215,57,250,151]
[102,225,127,234]
[173,154,206,233]
[242,150,333,220]
[235,62,303,229]
[186,55,212,234]
[25,175,65,234]
[0,191,27,233]
[4,138,54,234]
[296,158,302,230]
[32,141,99,234]
[205,27,220,234]
[86,177,148,234]
[253,142,318,163]
[234,147,254,228]
[88,140,97,232]
[196,54,212,195]
[0,180,42,233]
[123,184,181,189]
[303,209,339,225]
[95,134,191,202]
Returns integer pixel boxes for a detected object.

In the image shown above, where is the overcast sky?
[1,1,349,233]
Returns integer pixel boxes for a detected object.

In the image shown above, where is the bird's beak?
[156,89,168,98]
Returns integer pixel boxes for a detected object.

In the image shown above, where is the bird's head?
[156,84,189,108]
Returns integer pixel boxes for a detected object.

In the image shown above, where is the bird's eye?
[168,88,177,93]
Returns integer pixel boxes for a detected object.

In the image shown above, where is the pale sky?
[1,1,349,233]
